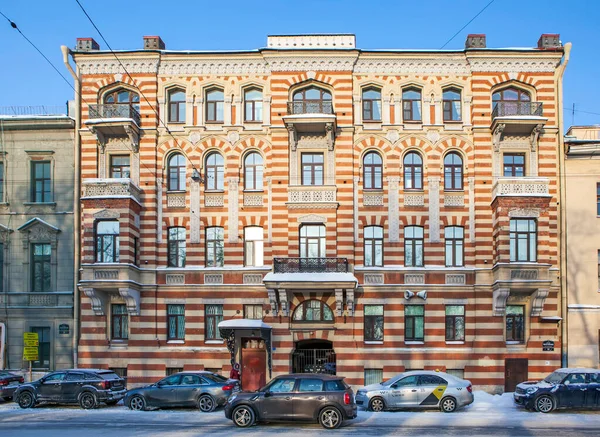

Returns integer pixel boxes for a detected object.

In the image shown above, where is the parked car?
[514,368,600,413]
[0,371,24,401]
[225,374,357,430]
[124,371,239,412]
[355,370,473,413]
[14,369,126,409]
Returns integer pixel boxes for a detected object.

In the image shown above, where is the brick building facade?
[69,33,569,392]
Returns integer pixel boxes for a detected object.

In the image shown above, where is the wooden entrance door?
[241,348,266,392]
[505,358,528,392]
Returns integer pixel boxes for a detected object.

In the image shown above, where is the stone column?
[434,97,442,126]
[157,178,163,243]
[197,98,204,127]
[263,95,271,126]
[353,177,359,243]
[190,179,200,243]
[382,95,391,125]
[267,177,273,243]
[353,95,362,125]
[388,177,400,242]
[428,177,440,242]
[468,177,475,243]
[394,96,402,125]
[224,95,232,126]
[234,96,243,125]
[463,95,472,126]
[186,97,194,125]
[423,95,431,125]
[227,177,239,243]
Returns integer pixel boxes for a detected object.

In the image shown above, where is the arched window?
[244,88,263,122]
[363,152,383,190]
[244,152,263,190]
[292,300,334,322]
[362,88,382,121]
[205,152,224,191]
[291,86,332,114]
[443,88,462,122]
[492,87,531,117]
[444,152,463,190]
[402,88,422,122]
[168,88,186,123]
[206,88,224,122]
[167,153,186,191]
[104,89,140,106]
[403,152,423,190]
[103,88,140,118]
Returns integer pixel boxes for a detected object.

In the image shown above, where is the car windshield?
[204,373,227,383]
[381,377,400,386]
[543,372,568,384]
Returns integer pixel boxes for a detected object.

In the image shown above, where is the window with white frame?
[244,88,263,122]
[509,219,537,262]
[244,226,264,267]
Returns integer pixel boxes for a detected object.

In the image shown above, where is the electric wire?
[440,0,497,49]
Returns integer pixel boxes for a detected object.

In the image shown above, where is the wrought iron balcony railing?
[274,257,349,273]
[287,100,334,115]
[88,104,141,125]
[492,101,543,118]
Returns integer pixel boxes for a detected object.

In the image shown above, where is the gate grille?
[292,349,336,375]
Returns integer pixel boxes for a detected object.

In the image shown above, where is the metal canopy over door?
[505,358,528,392]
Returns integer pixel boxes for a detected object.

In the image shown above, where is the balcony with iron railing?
[283,100,337,149]
[85,104,141,149]
[88,104,141,125]
[273,258,349,273]
[287,100,334,115]
[82,178,142,204]
[491,101,546,135]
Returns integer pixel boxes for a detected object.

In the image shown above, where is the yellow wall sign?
[23,346,39,361]
[23,332,39,347]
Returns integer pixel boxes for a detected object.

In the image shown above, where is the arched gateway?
[292,339,336,375]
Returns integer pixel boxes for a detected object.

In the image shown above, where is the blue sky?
[0,0,598,126]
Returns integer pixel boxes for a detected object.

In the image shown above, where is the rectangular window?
[110,155,131,178]
[506,305,525,342]
[167,304,185,340]
[109,367,128,380]
[445,227,464,267]
[299,224,326,258]
[31,161,52,202]
[244,227,264,267]
[30,326,50,368]
[503,153,525,177]
[404,226,424,267]
[31,243,51,292]
[510,219,537,262]
[111,304,128,340]
[244,304,263,320]
[445,305,465,341]
[96,221,120,263]
[167,227,186,267]
[445,369,464,379]
[166,367,183,376]
[301,153,324,186]
[364,226,383,267]
[364,368,383,386]
[405,305,424,341]
[205,304,223,340]
[206,227,224,267]
[364,305,384,342]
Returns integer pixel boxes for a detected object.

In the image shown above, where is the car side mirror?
[391,384,398,389]
[264,391,272,398]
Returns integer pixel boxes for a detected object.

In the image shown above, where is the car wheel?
[232,405,255,428]
[369,397,385,412]
[17,391,35,409]
[319,406,342,430]
[128,395,146,411]
[197,394,216,412]
[440,396,457,413]
[79,392,97,410]
[535,395,555,413]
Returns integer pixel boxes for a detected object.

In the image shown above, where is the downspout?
[0,322,5,370]
[62,45,81,369]
[557,42,572,368]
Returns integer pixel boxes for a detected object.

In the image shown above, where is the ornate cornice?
[78,59,160,75]
[468,58,558,73]
[266,56,357,72]
[159,59,270,75]
[354,58,470,75]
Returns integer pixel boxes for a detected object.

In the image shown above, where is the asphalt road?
[1,416,599,437]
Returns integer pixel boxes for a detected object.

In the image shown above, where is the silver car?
[356,371,474,412]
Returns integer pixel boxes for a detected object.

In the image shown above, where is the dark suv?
[224,374,357,429]
[14,369,126,409]
[514,368,600,412]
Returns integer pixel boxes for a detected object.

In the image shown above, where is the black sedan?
[514,368,600,412]
[0,371,24,401]
[124,371,239,412]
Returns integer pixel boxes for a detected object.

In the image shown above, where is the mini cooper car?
[14,369,126,409]
[225,374,357,429]
[514,368,600,413]
[0,371,24,401]
[355,371,473,412]
[124,371,239,412]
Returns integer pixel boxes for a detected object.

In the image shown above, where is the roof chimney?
[76,38,99,51]
[143,36,165,50]
[537,34,561,49]
[465,34,486,49]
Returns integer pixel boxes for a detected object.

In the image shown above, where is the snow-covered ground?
[0,391,599,430]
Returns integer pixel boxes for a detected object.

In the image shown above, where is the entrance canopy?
[218,319,273,377]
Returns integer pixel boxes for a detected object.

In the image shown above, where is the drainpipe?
[557,42,572,368]
[62,45,81,369]
[0,322,5,370]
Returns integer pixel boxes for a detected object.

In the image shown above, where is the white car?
[356,370,474,412]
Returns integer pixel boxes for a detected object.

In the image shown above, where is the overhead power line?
[440,0,497,49]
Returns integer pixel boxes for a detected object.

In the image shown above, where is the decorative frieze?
[244,192,263,206]
[288,186,336,203]
[354,58,470,75]
[363,192,384,206]
[405,274,425,284]
[446,274,466,285]
[166,274,185,285]
[204,274,223,284]
[404,193,424,207]
[28,294,58,306]
[511,270,538,280]
[243,274,263,285]
[159,59,270,75]
[364,273,384,284]
[492,178,550,199]
[205,192,224,207]
[469,58,558,73]
[94,270,119,280]
[78,58,160,75]
[83,179,142,204]
[444,193,465,207]
[167,192,186,208]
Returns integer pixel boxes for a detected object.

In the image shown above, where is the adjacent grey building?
[0,106,75,371]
